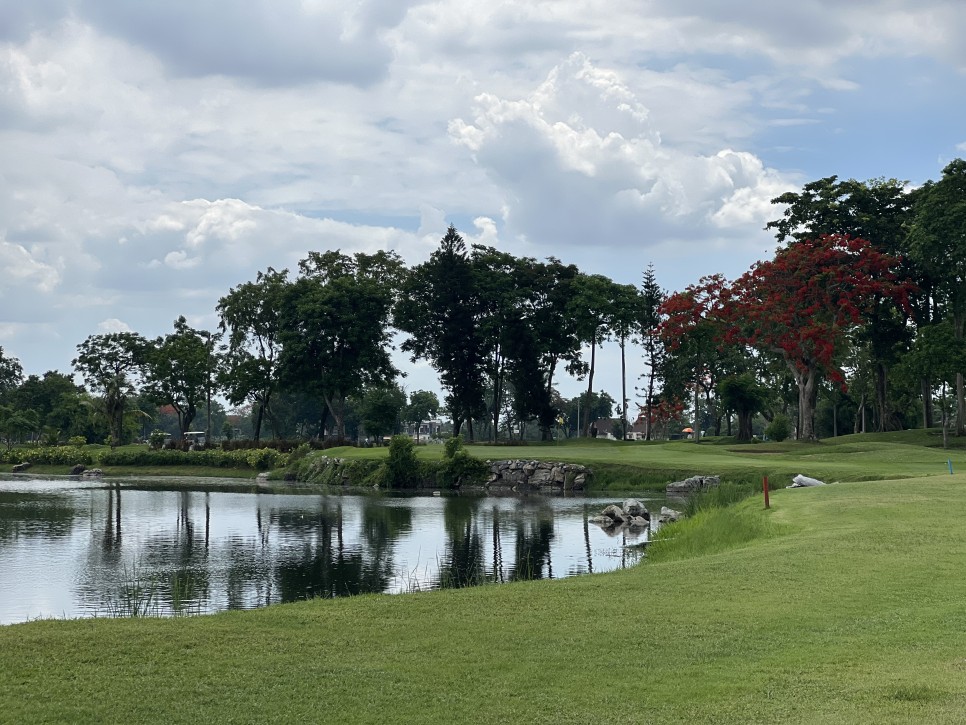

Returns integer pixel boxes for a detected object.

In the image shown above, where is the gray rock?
[657,506,683,524]
[601,504,627,522]
[788,474,825,488]
[628,516,650,528]
[12,462,31,473]
[666,475,721,495]
[82,468,104,477]
[69,464,86,475]
[588,515,618,527]
[623,498,649,518]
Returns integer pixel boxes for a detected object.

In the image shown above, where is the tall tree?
[143,317,209,439]
[571,273,619,436]
[405,390,440,444]
[279,250,403,439]
[396,227,487,438]
[0,348,23,401]
[72,332,148,449]
[659,275,732,443]
[609,283,642,441]
[728,234,912,440]
[638,264,665,440]
[217,267,289,442]
[767,176,915,431]
[908,159,966,434]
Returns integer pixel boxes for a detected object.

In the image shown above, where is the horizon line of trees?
[3,159,966,447]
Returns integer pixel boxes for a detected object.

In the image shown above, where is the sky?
[2,0,966,411]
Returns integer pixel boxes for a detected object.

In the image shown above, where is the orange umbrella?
[682,427,694,433]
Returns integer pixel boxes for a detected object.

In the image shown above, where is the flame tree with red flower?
[727,234,912,440]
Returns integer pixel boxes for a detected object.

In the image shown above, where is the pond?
[0,475,669,625]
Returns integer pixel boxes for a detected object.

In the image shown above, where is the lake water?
[0,475,668,625]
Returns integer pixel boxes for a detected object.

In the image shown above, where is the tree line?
[2,159,966,447]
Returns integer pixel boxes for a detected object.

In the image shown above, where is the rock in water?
[789,474,825,488]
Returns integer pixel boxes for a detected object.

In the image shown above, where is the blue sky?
[1,0,965,407]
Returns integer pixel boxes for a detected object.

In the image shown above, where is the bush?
[765,414,792,443]
[384,435,421,488]
[67,436,87,448]
[437,449,488,489]
[148,430,167,450]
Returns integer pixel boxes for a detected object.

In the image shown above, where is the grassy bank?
[16,464,261,479]
[4,473,966,722]
[322,429,966,490]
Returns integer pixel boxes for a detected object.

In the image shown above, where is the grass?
[16,464,261,479]
[324,428,966,490]
[5,472,966,722]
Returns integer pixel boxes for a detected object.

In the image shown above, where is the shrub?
[437,449,488,489]
[444,435,464,460]
[148,430,167,450]
[67,436,87,448]
[765,414,792,442]
[384,435,421,488]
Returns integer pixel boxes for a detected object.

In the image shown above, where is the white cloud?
[450,53,791,250]
[96,318,132,333]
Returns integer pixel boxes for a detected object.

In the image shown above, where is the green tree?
[609,282,643,441]
[570,273,619,436]
[406,390,440,443]
[0,348,23,402]
[279,250,403,439]
[908,159,966,434]
[143,317,209,439]
[217,267,289,442]
[396,227,487,439]
[767,176,915,431]
[72,332,148,449]
[718,374,768,443]
[360,384,407,442]
[638,264,666,440]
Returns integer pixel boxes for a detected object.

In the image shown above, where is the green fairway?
[5,470,966,723]
[328,429,966,489]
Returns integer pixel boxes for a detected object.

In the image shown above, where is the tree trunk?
[921,378,934,428]
[693,353,701,444]
[582,331,597,437]
[620,333,627,441]
[253,400,265,442]
[957,314,965,435]
[793,365,819,440]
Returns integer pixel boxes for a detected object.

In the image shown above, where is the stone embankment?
[485,460,590,492]
[665,475,720,495]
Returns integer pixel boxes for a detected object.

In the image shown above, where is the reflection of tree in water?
[435,496,489,588]
[272,500,395,601]
[0,491,80,543]
[509,514,555,581]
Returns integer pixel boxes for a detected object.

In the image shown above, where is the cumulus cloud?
[450,53,790,249]
[96,318,132,333]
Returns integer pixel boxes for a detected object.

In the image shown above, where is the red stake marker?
[763,475,770,509]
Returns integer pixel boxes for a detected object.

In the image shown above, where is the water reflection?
[0,476,663,624]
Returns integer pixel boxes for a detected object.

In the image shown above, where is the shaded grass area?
[6,476,966,722]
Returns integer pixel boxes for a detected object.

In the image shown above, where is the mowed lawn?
[337,429,966,487]
[5,471,966,723]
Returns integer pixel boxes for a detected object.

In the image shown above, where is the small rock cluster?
[486,460,590,491]
[589,498,684,531]
[665,475,720,495]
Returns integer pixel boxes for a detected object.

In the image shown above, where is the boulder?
[82,468,104,477]
[623,498,649,518]
[627,516,650,528]
[788,474,825,488]
[601,504,627,523]
[657,506,683,524]
[69,464,86,475]
[12,462,31,473]
[666,475,720,495]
